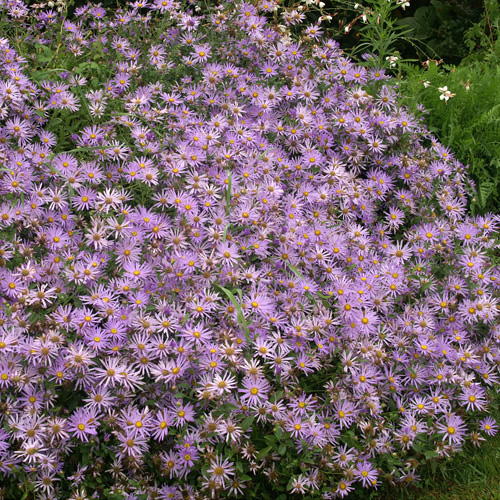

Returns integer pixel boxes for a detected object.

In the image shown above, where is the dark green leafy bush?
[399,44,500,214]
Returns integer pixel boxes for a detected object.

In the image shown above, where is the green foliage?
[313,0,484,66]
[349,0,416,68]
[398,45,500,214]
[395,0,484,63]
[464,0,500,56]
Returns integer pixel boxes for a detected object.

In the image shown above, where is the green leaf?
[225,170,232,216]
[256,446,272,460]
[35,43,54,63]
[241,415,254,431]
[286,262,305,280]
[420,280,433,292]
[278,443,287,455]
[20,487,32,500]
[425,449,440,460]
[275,425,283,440]
[213,403,238,417]
[264,434,276,446]
[214,284,251,344]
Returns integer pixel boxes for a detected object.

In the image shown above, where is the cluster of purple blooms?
[0,0,499,498]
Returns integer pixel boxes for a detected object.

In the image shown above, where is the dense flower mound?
[0,0,499,498]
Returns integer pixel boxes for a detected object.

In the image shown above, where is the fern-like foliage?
[399,43,500,214]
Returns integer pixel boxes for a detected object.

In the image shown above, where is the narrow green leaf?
[256,446,272,460]
[241,415,254,431]
[264,434,276,446]
[424,449,440,460]
[420,280,433,292]
[287,262,304,280]
[214,284,250,343]
[275,425,283,440]
[225,170,232,216]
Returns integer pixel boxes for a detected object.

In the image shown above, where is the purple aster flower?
[172,402,196,427]
[216,241,240,268]
[207,455,235,485]
[333,400,357,429]
[459,385,488,412]
[67,408,100,442]
[436,413,467,445]
[285,417,308,439]
[355,460,379,488]
[335,479,355,497]
[480,417,498,436]
[240,376,270,406]
[150,408,173,441]
[116,432,149,460]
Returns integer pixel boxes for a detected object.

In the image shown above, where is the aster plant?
[0,0,499,499]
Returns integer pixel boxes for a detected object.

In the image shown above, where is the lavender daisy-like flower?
[286,417,307,439]
[240,376,270,406]
[480,417,498,436]
[436,413,468,445]
[116,432,149,460]
[67,408,100,442]
[459,384,488,412]
[354,460,379,488]
[333,400,357,429]
[207,455,235,485]
[150,408,173,441]
[172,402,196,427]
[216,241,240,268]
[335,479,355,498]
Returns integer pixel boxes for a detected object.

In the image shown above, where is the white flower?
[438,86,456,102]
[386,55,399,68]
[423,80,431,88]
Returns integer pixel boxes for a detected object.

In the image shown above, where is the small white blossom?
[438,86,456,102]
[386,55,399,68]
